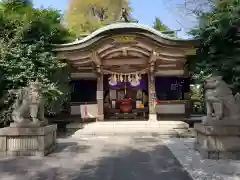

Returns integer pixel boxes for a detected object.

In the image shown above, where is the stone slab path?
[0,136,193,180]
[164,138,240,180]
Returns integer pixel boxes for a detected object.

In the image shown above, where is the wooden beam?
[103,51,147,59]
[70,72,97,79]
[102,58,147,66]
[91,51,101,66]
[71,59,92,65]
[157,53,186,58]
[67,56,91,61]
[157,59,185,64]
[132,43,152,52]
[73,66,92,70]
[97,44,115,54]
[158,56,185,62]
[155,70,184,76]
[158,64,177,68]
[100,47,149,58]
[127,51,148,58]
[149,50,157,64]
[157,66,183,70]
[184,48,197,55]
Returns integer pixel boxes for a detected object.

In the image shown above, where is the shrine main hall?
[54,22,198,121]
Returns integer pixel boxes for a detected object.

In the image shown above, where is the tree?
[188,0,240,92]
[153,17,169,31]
[1,0,32,5]
[152,17,178,37]
[64,0,131,37]
[0,1,72,124]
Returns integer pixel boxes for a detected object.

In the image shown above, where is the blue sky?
[32,0,197,39]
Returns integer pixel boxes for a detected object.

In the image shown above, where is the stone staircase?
[67,121,195,138]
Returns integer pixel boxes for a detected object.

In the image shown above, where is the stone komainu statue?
[11,81,47,126]
[204,75,240,124]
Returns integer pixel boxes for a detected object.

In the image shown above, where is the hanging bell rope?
[106,68,147,84]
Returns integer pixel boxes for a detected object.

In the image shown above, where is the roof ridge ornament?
[117,8,138,23]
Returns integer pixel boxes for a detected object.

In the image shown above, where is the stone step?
[66,123,189,129]
[71,129,195,138]
[67,121,194,138]
[83,121,189,129]
[72,130,180,138]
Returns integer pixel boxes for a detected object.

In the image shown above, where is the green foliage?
[0,1,72,124]
[189,0,240,92]
[1,0,32,7]
[190,84,205,114]
[64,0,131,37]
[153,17,177,37]
[153,17,169,31]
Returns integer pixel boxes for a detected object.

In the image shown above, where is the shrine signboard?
[111,35,137,45]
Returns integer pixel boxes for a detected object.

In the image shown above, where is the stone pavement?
[0,136,193,180]
[164,138,240,180]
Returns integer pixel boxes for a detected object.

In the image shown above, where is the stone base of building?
[194,123,240,160]
[0,124,57,157]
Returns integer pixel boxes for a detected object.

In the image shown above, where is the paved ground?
[164,138,240,180]
[0,136,193,180]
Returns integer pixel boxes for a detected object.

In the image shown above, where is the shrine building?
[54,22,198,121]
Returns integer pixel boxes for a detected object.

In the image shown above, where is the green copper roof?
[57,22,196,47]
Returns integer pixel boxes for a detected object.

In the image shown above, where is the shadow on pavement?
[0,137,194,180]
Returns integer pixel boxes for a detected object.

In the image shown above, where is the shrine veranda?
[54,22,198,121]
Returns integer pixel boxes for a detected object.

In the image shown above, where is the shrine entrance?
[54,22,197,121]
[103,73,149,120]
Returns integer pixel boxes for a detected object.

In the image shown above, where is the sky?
[32,0,198,39]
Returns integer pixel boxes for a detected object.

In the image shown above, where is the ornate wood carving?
[72,59,92,65]
[103,58,147,66]
[149,50,157,73]
[122,47,128,56]
[91,51,102,74]
[111,35,136,44]
[56,32,196,78]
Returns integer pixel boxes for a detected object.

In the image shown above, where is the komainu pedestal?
[194,75,240,160]
[194,123,240,160]
[0,124,57,156]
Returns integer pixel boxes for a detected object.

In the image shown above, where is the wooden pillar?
[97,72,104,121]
[148,52,157,121]
[183,76,191,118]
[92,51,104,121]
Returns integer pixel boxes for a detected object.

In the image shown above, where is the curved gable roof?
[56,22,197,47]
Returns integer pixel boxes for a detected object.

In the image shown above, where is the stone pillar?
[97,73,104,121]
[148,69,157,121]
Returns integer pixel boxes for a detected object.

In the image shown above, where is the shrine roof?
[55,22,198,48]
